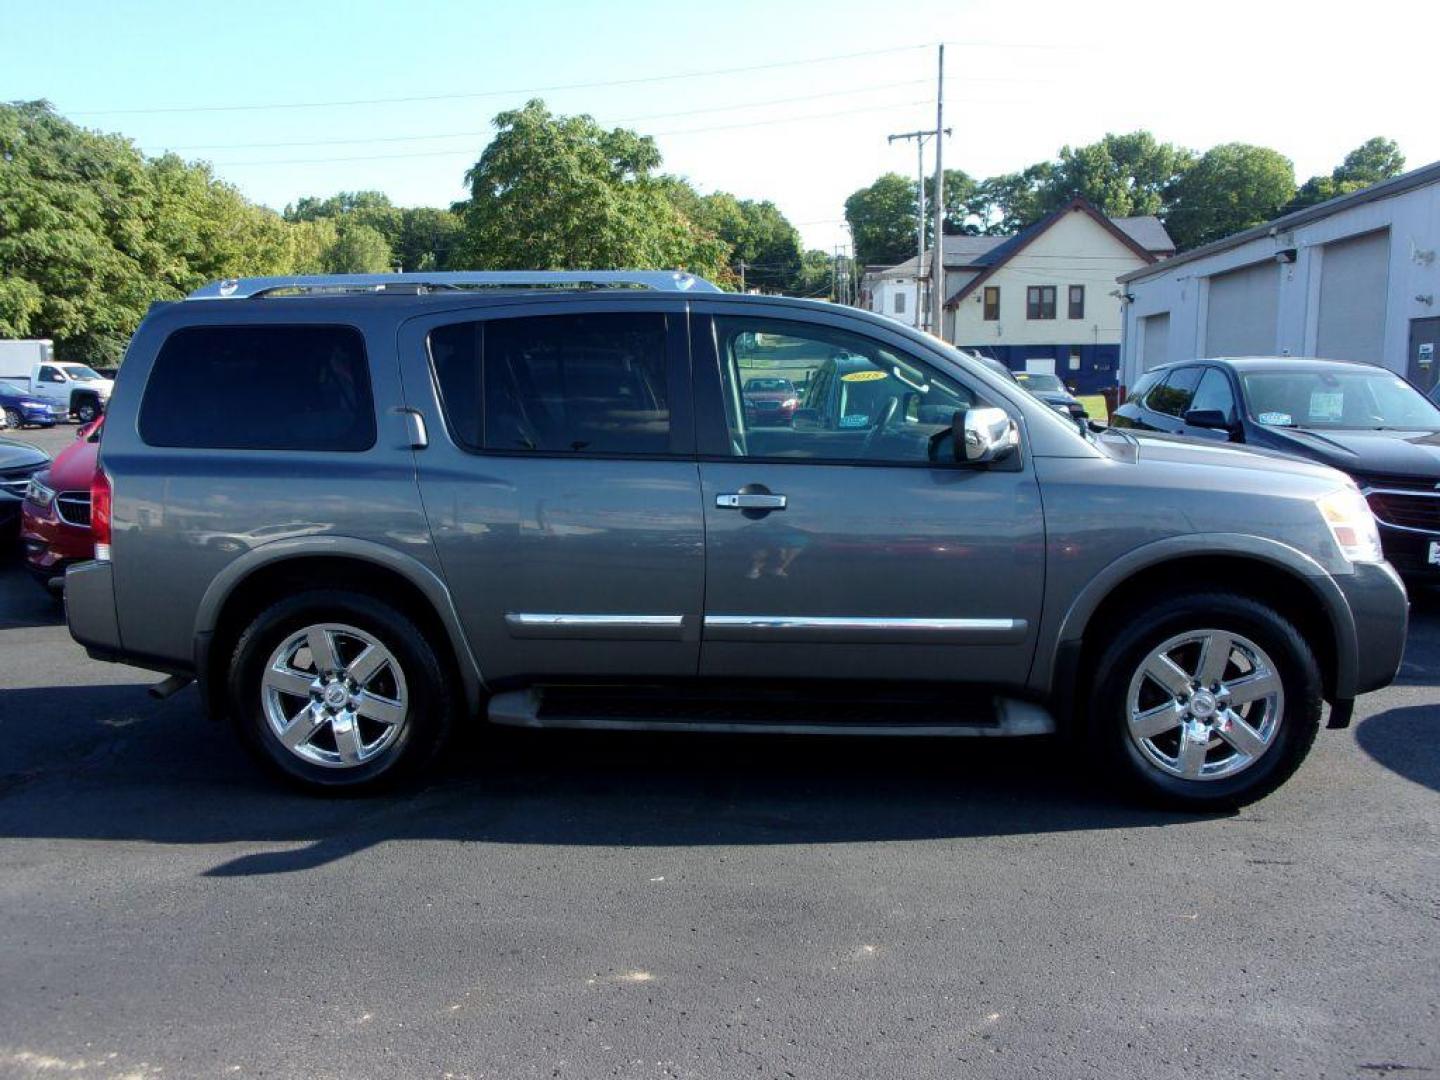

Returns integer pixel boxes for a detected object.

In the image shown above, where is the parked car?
[1111,357,1440,583]
[1014,371,1088,422]
[0,436,52,542]
[0,340,113,423]
[66,271,1408,809]
[0,379,61,429]
[742,377,800,426]
[22,418,103,591]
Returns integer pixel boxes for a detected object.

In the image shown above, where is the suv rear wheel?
[227,589,454,793]
[1091,592,1322,810]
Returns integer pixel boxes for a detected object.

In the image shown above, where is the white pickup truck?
[0,340,113,423]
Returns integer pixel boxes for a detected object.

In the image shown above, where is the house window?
[1068,285,1085,319]
[1068,350,1082,371]
[1026,286,1056,320]
[893,291,906,315]
[983,286,1000,321]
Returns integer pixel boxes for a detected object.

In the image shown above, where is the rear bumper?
[65,559,124,661]
[1336,560,1409,695]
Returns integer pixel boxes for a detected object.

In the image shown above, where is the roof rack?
[187,270,722,300]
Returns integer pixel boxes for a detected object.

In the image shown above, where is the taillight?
[91,468,113,561]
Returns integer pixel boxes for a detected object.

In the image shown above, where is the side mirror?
[1183,408,1234,431]
[952,406,1019,464]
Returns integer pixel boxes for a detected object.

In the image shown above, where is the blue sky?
[3,0,1438,252]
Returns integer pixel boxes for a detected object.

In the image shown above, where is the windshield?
[61,364,103,381]
[1016,373,1065,393]
[744,378,792,393]
[1242,370,1440,431]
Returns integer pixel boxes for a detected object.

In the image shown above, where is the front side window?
[473,312,670,455]
[39,365,63,383]
[715,316,983,464]
[1068,285,1085,320]
[1026,286,1056,320]
[1145,367,1203,417]
[1189,368,1237,424]
[983,286,1000,321]
[140,325,374,451]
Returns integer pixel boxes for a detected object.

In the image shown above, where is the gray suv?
[66,271,1410,808]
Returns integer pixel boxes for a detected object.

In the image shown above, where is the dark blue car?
[1112,356,1440,583]
[0,379,60,429]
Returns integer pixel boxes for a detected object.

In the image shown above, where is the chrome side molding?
[702,615,1028,644]
[505,613,687,641]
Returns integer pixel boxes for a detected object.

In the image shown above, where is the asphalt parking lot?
[0,421,1437,1079]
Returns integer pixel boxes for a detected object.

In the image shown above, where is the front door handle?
[716,492,787,510]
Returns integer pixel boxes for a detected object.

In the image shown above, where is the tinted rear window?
[140,325,375,451]
[428,312,671,456]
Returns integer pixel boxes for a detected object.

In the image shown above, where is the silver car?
[66,271,1409,808]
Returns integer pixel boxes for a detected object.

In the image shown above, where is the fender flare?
[1032,532,1359,701]
[192,536,485,711]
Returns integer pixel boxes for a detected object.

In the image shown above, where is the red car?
[742,376,800,426]
[21,417,102,592]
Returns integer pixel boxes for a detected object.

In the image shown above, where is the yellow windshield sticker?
[840,370,888,383]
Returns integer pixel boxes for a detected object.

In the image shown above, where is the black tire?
[75,397,99,423]
[1090,591,1322,811]
[3,407,23,429]
[227,589,456,794]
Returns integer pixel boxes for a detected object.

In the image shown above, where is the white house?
[862,199,1174,393]
[1118,159,1440,398]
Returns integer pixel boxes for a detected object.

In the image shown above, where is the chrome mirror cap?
[961,407,1019,464]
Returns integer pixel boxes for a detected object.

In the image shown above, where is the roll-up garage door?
[1317,229,1390,363]
[1205,262,1279,356]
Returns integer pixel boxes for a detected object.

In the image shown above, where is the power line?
[143,78,932,153]
[70,43,936,116]
[211,97,934,166]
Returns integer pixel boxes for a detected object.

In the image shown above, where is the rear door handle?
[716,492,787,510]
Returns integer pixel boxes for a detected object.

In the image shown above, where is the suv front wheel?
[1091,592,1322,810]
[227,590,454,793]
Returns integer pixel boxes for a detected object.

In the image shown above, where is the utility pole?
[931,43,946,341]
[888,124,952,331]
[738,259,746,292]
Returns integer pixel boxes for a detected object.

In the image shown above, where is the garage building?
[1118,160,1440,397]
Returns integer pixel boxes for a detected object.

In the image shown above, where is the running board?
[487,687,1055,738]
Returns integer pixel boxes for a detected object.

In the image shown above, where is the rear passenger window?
[140,325,374,451]
[430,312,671,456]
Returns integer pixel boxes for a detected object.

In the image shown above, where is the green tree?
[0,100,294,365]
[1286,137,1405,212]
[1046,132,1193,219]
[689,191,801,291]
[326,222,394,273]
[844,172,919,267]
[794,249,834,298]
[1163,143,1296,250]
[452,99,730,280]
[972,163,1055,235]
[395,207,463,271]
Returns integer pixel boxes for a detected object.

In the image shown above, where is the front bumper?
[1377,522,1440,581]
[1335,560,1410,695]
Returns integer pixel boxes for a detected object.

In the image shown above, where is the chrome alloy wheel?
[261,623,409,769]
[1125,629,1284,782]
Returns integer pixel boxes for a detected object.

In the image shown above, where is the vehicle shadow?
[1355,704,1440,794]
[0,553,63,630]
[0,684,1209,877]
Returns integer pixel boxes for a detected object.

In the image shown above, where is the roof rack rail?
[187,270,722,300]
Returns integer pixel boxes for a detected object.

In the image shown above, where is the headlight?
[782,397,799,409]
[26,477,55,509]
[1317,486,1384,564]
